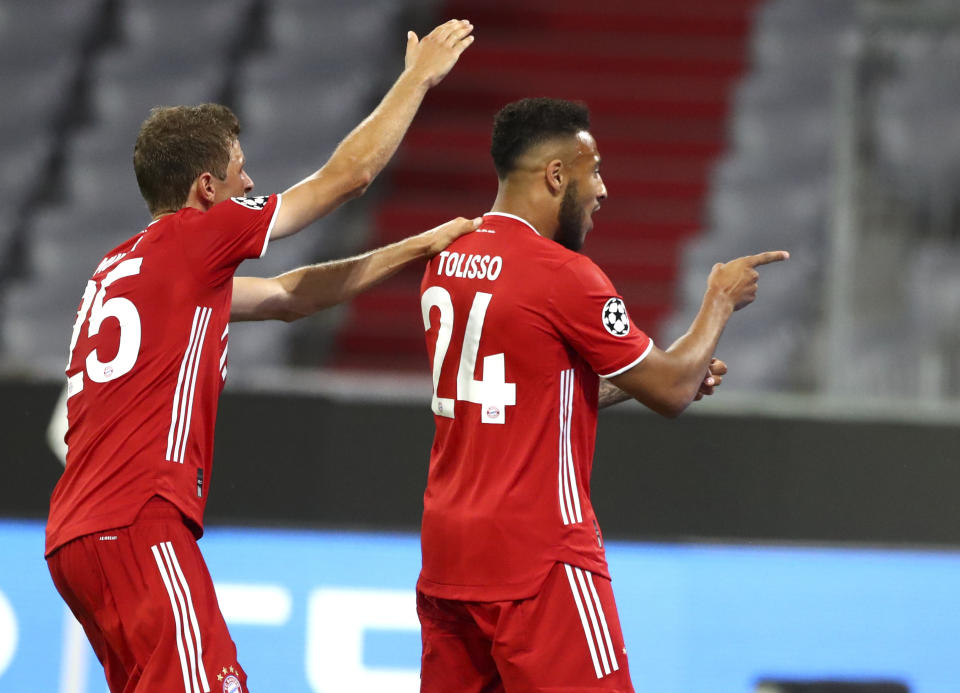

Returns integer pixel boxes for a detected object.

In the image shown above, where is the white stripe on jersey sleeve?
[598,338,655,379]
[259,193,282,258]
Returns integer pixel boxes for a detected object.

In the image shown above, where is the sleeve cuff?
[259,193,282,258]
[598,338,654,378]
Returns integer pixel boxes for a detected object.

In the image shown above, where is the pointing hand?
[707,250,789,311]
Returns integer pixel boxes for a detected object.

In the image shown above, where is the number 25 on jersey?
[421,286,516,425]
[66,258,144,394]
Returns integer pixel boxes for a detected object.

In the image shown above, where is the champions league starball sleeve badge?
[601,297,630,337]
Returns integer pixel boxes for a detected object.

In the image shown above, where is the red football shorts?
[47,497,248,693]
[418,561,635,692]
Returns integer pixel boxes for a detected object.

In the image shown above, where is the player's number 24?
[421,287,517,425]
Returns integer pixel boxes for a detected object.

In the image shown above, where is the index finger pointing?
[747,250,790,267]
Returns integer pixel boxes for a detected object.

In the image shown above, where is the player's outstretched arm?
[608,251,788,418]
[231,216,480,322]
[599,357,726,409]
[269,19,475,240]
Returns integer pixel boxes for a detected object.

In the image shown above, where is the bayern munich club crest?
[230,195,268,210]
[602,297,630,336]
[218,666,242,693]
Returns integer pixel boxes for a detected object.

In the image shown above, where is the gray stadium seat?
[0,138,54,215]
[117,0,256,59]
[88,51,227,140]
[0,0,102,59]
[268,0,401,54]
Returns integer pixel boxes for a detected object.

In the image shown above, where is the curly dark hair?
[490,98,590,179]
[133,103,240,216]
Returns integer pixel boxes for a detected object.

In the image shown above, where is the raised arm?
[231,216,480,322]
[608,251,788,417]
[270,19,475,240]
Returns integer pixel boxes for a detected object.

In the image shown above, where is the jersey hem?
[417,570,550,602]
[45,493,202,557]
[417,557,611,602]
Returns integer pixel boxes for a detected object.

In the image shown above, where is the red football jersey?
[45,194,281,556]
[417,212,653,601]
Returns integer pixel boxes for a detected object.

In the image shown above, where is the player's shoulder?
[224,194,273,212]
[485,219,586,271]
[177,195,276,228]
[546,244,604,276]
[547,249,619,299]
[90,227,152,277]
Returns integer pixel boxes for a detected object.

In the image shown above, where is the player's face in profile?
[555,131,606,252]
[213,139,255,205]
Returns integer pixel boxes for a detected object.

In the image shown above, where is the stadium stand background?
[0,0,957,550]
[3,1,960,691]
[2,0,959,399]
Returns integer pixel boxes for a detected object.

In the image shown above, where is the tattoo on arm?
[598,379,632,409]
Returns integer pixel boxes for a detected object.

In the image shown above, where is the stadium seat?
[117,0,256,59]
[0,0,102,60]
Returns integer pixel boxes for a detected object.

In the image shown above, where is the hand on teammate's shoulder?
[423,216,482,257]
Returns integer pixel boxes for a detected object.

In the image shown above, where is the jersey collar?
[484,212,542,236]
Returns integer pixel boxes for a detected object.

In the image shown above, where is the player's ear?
[195,172,217,206]
[545,159,564,196]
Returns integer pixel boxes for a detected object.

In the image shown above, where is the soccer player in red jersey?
[417,98,789,692]
[45,19,475,693]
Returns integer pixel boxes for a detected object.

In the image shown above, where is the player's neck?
[151,200,205,222]
[162,186,217,219]
[490,184,559,240]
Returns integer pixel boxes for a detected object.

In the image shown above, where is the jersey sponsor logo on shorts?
[230,195,269,210]
[601,297,629,337]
